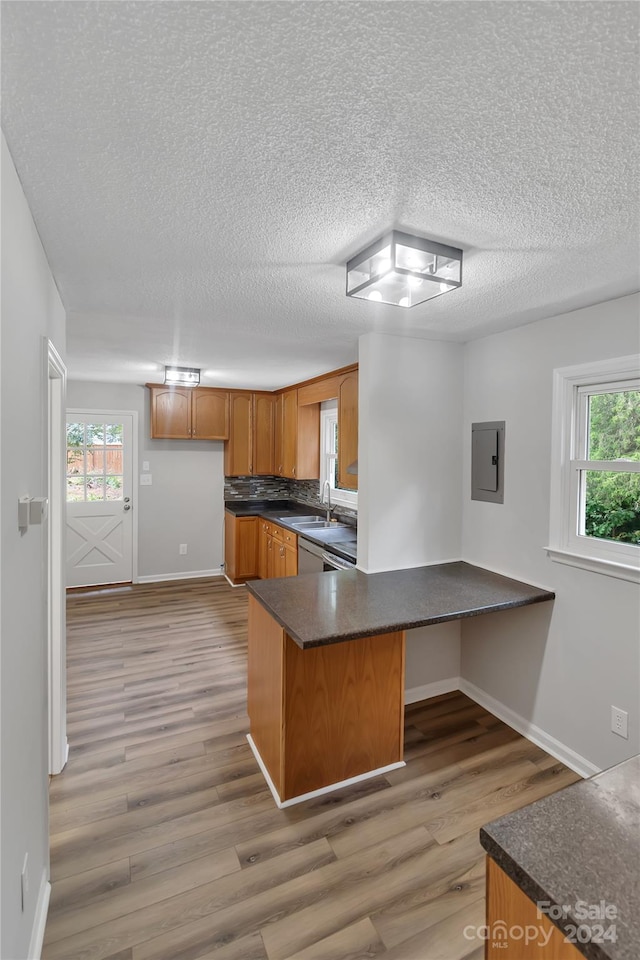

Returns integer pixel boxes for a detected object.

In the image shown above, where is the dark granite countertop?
[480,755,640,960]
[224,499,357,562]
[246,561,554,648]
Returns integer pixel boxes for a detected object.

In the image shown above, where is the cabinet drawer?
[282,530,297,546]
[271,524,284,541]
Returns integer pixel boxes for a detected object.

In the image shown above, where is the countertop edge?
[480,831,607,960]
[246,580,555,649]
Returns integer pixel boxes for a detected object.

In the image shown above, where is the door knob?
[124,503,131,511]
[124,497,130,502]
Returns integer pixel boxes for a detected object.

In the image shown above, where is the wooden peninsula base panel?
[247,595,405,806]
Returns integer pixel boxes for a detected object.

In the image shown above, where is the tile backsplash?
[224,476,357,522]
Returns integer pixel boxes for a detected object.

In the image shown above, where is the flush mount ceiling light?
[164,365,200,386]
[346,230,462,308]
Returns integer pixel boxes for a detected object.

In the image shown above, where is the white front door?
[66,411,135,587]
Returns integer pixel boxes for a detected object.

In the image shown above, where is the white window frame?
[547,354,640,583]
[319,401,358,511]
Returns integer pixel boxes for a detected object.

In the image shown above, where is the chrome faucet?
[322,480,332,521]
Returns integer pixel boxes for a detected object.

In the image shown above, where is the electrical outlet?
[611,705,628,739]
[21,853,28,911]
[179,544,187,555]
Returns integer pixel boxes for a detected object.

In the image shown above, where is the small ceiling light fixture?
[346,230,462,308]
[164,365,201,386]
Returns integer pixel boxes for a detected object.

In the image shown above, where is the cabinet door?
[253,393,276,475]
[149,386,191,439]
[284,542,298,577]
[281,390,298,478]
[273,542,287,579]
[258,521,271,579]
[274,394,284,476]
[224,514,258,583]
[224,393,253,476]
[192,389,229,440]
[338,372,358,490]
[266,534,275,579]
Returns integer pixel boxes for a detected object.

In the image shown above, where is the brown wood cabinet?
[224,513,258,584]
[147,385,229,440]
[338,371,358,490]
[252,393,276,475]
[485,857,582,959]
[259,522,297,579]
[248,595,405,802]
[224,393,253,475]
[275,389,320,479]
[224,391,276,476]
[258,520,271,579]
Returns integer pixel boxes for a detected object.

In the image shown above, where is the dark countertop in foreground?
[246,561,554,648]
[481,755,640,960]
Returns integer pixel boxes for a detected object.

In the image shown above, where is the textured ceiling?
[2,1,639,388]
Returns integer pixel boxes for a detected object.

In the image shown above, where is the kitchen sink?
[295,522,351,533]
[281,515,324,525]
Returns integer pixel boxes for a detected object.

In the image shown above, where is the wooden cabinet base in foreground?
[247,595,405,805]
[486,857,583,959]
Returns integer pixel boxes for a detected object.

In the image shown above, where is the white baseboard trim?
[136,570,224,584]
[458,678,600,779]
[28,869,51,960]
[404,676,461,705]
[223,573,248,589]
[247,734,405,809]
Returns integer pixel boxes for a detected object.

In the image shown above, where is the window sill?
[545,547,640,583]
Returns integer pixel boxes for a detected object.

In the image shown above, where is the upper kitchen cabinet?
[338,371,358,490]
[224,391,277,476]
[225,392,253,475]
[275,389,319,479]
[252,393,276,475]
[147,385,229,440]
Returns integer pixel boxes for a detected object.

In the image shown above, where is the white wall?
[358,332,464,573]
[461,294,640,773]
[358,332,465,692]
[1,132,66,959]
[66,381,226,580]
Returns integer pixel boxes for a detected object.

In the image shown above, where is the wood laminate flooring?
[45,577,580,960]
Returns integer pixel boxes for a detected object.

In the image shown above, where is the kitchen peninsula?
[246,562,554,807]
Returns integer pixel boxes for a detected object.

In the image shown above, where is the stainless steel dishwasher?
[297,537,356,573]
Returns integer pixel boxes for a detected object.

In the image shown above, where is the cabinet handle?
[292,466,296,477]
[280,546,284,557]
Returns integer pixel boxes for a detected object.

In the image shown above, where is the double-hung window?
[548,355,640,582]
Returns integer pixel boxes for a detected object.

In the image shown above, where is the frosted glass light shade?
[164,366,200,385]
[346,231,462,307]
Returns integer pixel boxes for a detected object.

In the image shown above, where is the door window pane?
[105,476,123,500]
[66,418,125,502]
[66,477,85,502]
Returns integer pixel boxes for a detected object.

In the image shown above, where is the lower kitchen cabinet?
[485,857,582,958]
[229,514,297,583]
[258,521,297,579]
[224,514,258,584]
[247,596,404,803]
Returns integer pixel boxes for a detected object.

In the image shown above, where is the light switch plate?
[140,474,152,486]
